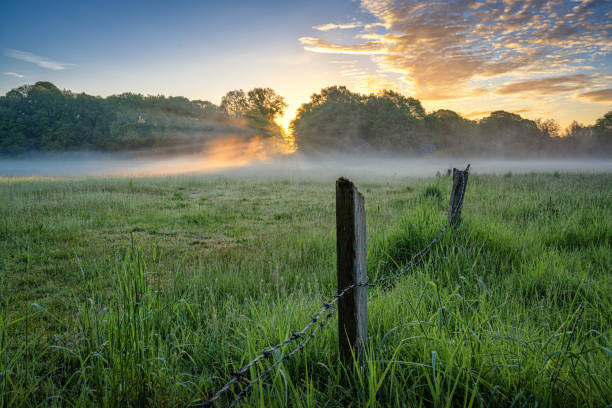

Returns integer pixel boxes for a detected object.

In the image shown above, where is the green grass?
[0,172,610,407]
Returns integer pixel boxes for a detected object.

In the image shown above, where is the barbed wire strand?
[375,171,467,290]
[194,291,347,407]
[228,306,338,408]
[195,169,468,407]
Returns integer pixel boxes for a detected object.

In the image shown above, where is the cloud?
[328,60,359,64]
[356,74,400,94]
[340,68,368,77]
[2,72,24,78]
[364,22,389,30]
[299,37,387,55]
[463,110,493,119]
[313,22,361,31]
[497,74,595,95]
[5,49,75,70]
[576,88,612,103]
[464,108,532,119]
[302,0,612,101]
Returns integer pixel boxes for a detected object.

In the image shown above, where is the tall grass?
[0,173,610,407]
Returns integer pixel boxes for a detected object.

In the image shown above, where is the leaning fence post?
[336,177,367,367]
[448,166,470,223]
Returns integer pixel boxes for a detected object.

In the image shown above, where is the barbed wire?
[375,170,467,290]
[228,306,337,407]
[194,169,468,407]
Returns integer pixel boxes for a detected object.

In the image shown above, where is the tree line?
[0,82,286,153]
[291,86,612,157]
[1,82,610,156]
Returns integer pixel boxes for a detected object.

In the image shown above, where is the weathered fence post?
[336,177,367,367]
[448,165,470,223]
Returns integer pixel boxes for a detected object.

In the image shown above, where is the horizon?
[1,0,611,131]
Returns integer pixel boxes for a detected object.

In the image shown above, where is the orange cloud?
[464,108,532,119]
[313,22,361,31]
[497,74,595,95]
[356,74,400,94]
[302,0,612,101]
[299,37,388,55]
[576,88,612,103]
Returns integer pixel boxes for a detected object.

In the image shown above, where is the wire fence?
[194,170,468,407]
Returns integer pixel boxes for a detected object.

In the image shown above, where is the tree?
[32,81,60,92]
[592,111,612,153]
[291,86,364,153]
[479,111,547,155]
[220,89,248,118]
[535,118,561,137]
[193,100,218,116]
[361,90,426,150]
[425,110,477,154]
[564,121,585,137]
[0,82,241,153]
[246,88,287,121]
[292,86,430,153]
[593,111,612,135]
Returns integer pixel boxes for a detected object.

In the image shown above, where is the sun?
[275,108,298,153]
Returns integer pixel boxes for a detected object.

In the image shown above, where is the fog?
[0,136,272,178]
[249,154,612,180]
[1,139,611,180]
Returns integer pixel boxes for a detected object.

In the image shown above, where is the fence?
[194,166,470,407]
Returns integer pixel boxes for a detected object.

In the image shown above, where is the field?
[1,171,611,407]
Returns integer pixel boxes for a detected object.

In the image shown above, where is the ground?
[0,171,610,407]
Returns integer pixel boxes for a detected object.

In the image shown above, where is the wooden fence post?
[448,166,469,223]
[336,177,367,367]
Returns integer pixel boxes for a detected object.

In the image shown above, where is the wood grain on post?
[448,167,469,223]
[336,177,367,367]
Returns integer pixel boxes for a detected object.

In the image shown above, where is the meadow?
[0,171,611,407]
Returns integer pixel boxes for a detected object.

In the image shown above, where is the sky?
[1,0,611,130]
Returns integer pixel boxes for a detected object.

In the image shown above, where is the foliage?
[535,118,561,137]
[291,87,612,157]
[220,89,248,118]
[245,87,287,130]
[2,81,610,157]
[291,86,427,153]
[0,82,285,153]
[424,109,477,154]
[219,87,287,130]
[593,111,612,151]
[477,110,549,156]
[246,88,287,120]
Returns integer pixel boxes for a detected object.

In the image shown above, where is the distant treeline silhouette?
[1,82,610,156]
[0,82,285,153]
[291,86,612,157]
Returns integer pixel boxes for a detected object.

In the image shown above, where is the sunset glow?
[1,1,610,130]
[122,136,274,176]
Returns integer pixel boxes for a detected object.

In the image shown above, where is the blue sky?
[2,0,611,128]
